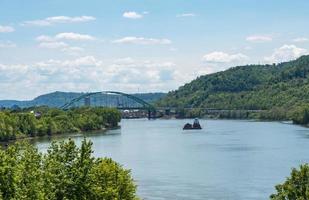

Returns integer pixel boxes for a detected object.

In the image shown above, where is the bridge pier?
[148,110,156,120]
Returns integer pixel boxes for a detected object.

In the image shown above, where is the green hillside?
[157,55,309,122]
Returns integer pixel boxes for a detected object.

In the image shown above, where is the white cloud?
[61,47,84,55]
[0,57,185,99]
[0,25,15,33]
[112,37,171,45]
[0,41,16,48]
[36,35,54,42]
[22,16,96,26]
[123,11,143,19]
[39,42,68,49]
[292,37,309,43]
[36,34,88,54]
[265,45,308,63]
[202,51,249,63]
[107,60,178,85]
[246,35,273,42]
[62,56,102,67]
[55,32,95,41]
[36,33,95,42]
[177,13,196,17]
[36,32,96,42]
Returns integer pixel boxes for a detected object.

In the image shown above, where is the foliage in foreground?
[270,164,309,200]
[0,107,121,141]
[0,139,138,200]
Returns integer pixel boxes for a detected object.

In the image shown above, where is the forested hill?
[0,91,166,108]
[157,55,309,111]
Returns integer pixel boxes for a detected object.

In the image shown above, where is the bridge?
[60,91,157,119]
[60,91,264,119]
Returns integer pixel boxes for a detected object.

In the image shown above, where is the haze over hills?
[0,91,166,108]
[157,55,309,112]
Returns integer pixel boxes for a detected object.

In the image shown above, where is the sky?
[1,0,309,100]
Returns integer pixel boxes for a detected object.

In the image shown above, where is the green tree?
[292,105,309,125]
[0,139,139,200]
[89,158,138,200]
[270,164,309,199]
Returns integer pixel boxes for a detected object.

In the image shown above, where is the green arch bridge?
[60,91,157,119]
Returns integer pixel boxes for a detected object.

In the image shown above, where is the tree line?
[0,107,121,142]
[171,106,309,125]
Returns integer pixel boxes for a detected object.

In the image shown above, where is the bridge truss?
[60,91,157,119]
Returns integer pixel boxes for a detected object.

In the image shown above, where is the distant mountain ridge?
[0,91,166,108]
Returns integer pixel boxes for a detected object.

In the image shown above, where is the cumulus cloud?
[61,47,84,55]
[37,42,84,55]
[123,11,143,19]
[246,35,272,42]
[38,42,68,49]
[35,33,91,55]
[36,33,95,42]
[36,35,54,42]
[22,16,96,26]
[0,57,184,99]
[107,60,178,86]
[177,13,196,17]
[112,37,171,45]
[202,51,249,63]
[62,56,102,67]
[55,32,95,41]
[292,37,309,43]
[264,45,308,63]
[0,25,15,33]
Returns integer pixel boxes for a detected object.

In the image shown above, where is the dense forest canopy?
[156,55,309,123]
[0,139,139,200]
[0,107,121,142]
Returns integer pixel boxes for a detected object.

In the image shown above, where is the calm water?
[33,119,309,200]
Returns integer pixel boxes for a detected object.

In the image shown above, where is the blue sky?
[1,0,309,99]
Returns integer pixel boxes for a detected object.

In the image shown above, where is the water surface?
[33,119,309,200]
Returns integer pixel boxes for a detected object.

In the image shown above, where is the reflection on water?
[33,119,309,200]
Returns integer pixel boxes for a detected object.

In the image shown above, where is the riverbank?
[163,107,309,126]
[0,107,121,142]
[0,126,123,148]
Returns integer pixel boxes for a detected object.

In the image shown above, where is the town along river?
[32,119,309,200]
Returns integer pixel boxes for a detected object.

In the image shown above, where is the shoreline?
[0,125,120,146]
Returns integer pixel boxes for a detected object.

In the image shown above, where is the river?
[32,119,309,200]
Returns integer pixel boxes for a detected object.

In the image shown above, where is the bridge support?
[148,110,156,119]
